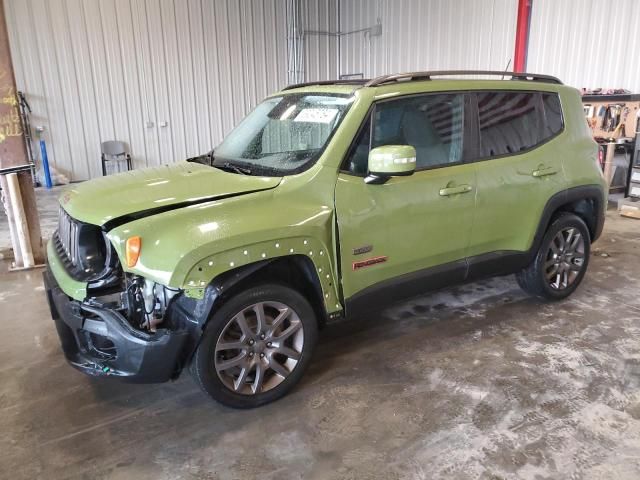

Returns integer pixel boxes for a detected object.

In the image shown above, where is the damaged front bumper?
[43,267,189,383]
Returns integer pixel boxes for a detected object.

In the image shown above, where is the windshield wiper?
[216,162,252,175]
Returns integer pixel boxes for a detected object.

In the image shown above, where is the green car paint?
[60,161,282,226]
[104,166,342,311]
[367,145,417,176]
[50,78,605,315]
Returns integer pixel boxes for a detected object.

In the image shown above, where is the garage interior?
[1,0,640,478]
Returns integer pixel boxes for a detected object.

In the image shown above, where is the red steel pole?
[513,0,532,72]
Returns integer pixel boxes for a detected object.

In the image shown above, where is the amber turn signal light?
[125,236,142,267]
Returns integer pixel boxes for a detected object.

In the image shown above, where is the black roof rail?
[281,79,369,91]
[364,70,563,87]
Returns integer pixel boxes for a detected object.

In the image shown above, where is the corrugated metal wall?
[7,0,640,181]
[302,0,339,81]
[4,0,290,181]
[337,0,640,90]
[337,0,518,79]
[528,0,640,90]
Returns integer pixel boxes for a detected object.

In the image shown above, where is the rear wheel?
[191,284,318,408]
[516,213,590,300]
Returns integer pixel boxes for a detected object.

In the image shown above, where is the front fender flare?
[179,236,342,315]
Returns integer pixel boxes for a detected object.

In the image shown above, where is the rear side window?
[475,91,564,160]
[477,92,541,157]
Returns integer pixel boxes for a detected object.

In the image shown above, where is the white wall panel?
[302,0,339,81]
[4,0,289,181]
[337,0,518,79]
[528,0,640,90]
[12,0,637,182]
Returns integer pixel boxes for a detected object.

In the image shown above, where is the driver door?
[335,92,476,306]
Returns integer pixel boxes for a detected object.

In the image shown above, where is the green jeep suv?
[44,71,606,408]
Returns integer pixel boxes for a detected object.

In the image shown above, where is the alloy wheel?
[214,301,304,395]
[544,227,586,290]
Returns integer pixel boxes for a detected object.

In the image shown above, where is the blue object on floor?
[39,139,52,189]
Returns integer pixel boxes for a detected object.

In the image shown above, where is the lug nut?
[249,339,255,345]
[267,342,272,348]
[260,334,265,340]
[260,353,265,358]
[249,352,254,357]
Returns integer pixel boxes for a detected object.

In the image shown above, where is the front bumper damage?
[43,267,190,383]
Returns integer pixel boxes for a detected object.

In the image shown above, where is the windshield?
[213,93,353,175]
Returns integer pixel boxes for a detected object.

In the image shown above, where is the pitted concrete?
[1,210,639,479]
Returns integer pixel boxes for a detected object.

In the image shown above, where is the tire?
[516,212,591,300]
[190,283,318,408]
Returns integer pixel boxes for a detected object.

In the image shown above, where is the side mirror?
[365,145,416,184]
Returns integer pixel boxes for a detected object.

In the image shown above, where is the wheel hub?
[252,338,267,354]
[545,227,586,290]
[214,301,304,395]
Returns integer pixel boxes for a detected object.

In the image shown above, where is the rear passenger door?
[467,91,567,268]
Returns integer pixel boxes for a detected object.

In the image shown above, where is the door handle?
[439,184,473,196]
[531,165,558,177]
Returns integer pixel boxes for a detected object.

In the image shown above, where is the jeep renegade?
[44,71,606,408]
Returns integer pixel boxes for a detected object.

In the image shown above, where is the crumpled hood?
[60,162,282,227]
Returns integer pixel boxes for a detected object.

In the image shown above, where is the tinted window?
[344,93,465,174]
[542,93,563,138]
[477,92,541,157]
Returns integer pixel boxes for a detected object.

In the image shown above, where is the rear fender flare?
[529,184,605,258]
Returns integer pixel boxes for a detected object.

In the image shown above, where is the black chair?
[101,141,132,176]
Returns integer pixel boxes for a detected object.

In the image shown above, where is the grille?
[56,207,80,268]
[54,207,113,282]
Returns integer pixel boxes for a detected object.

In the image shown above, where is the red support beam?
[513,0,532,72]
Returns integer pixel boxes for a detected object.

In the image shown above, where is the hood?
[60,162,282,227]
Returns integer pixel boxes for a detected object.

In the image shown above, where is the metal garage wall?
[337,0,518,79]
[301,0,339,81]
[4,0,289,181]
[527,0,640,91]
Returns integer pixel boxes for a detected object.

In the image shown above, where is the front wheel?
[191,284,318,408]
[516,212,591,300]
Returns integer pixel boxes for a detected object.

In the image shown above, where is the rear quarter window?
[541,93,564,138]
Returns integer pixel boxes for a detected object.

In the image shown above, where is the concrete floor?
[1,210,640,479]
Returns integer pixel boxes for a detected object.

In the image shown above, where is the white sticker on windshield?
[293,108,339,124]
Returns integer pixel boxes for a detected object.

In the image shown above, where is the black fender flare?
[529,184,605,260]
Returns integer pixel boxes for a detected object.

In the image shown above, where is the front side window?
[344,93,465,174]
[214,93,352,175]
